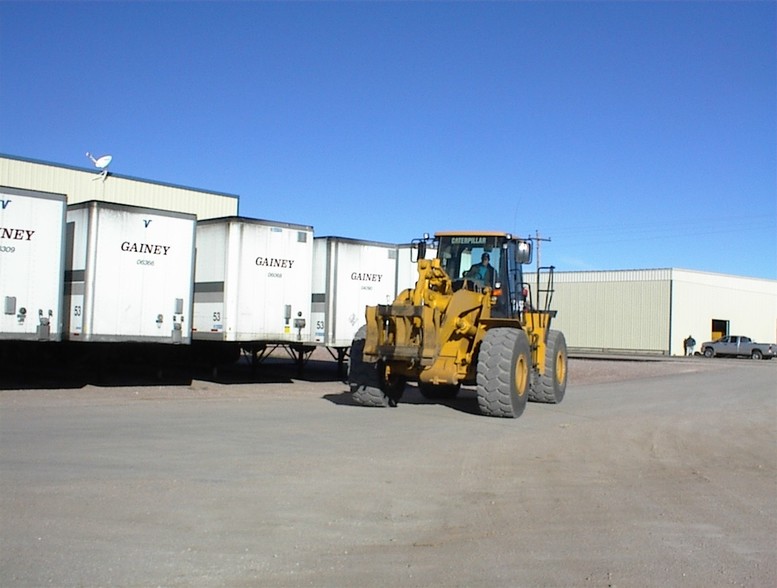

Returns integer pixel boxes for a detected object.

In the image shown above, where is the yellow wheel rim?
[514,354,528,397]
[556,351,567,385]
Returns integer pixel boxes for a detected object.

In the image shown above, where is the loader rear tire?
[348,327,390,408]
[529,330,568,404]
[476,328,530,418]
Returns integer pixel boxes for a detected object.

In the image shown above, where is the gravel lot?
[1,353,775,587]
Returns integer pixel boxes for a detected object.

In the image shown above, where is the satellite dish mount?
[86,152,113,181]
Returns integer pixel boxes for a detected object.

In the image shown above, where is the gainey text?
[351,272,382,282]
[121,242,171,255]
[256,257,295,269]
[1,228,35,240]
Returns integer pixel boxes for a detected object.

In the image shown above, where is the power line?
[527,230,552,273]
[547,217,774,245]
[551,214,772,239]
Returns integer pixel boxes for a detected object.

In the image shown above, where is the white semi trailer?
[191,217,314,366]
[0,186,67,343]
[63,201,196,344]
[311,237,398,364]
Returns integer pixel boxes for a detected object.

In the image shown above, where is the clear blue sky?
[1,1,775,279]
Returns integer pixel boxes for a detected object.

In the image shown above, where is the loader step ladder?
[523,265,557,331]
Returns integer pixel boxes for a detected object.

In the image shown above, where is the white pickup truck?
[700,336,776,360]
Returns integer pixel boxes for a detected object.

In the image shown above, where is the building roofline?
[0,153,239,200]
[550,266,776,283]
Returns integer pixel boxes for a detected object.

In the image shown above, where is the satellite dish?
[86,152,113,181]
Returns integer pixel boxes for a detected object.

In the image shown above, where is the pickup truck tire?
[476,328,530,418]
[751,349,763,360]
[703,347,715,358]
[529,330,568,404]
[348,327,390,408]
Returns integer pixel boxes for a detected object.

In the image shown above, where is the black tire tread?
[529,330,568,404]
[348,327,389,408]
[476,328,528,418]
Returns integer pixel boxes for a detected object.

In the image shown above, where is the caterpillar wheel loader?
[348,231,567,418]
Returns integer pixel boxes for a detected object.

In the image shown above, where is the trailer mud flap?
[36,316,51,341]
[171,322,183,344]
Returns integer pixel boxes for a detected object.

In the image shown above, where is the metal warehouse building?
[542,268,777,356]
[1,154,238,219]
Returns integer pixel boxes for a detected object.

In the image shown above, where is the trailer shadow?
[0,349,346,390]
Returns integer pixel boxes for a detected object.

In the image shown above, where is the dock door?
[711,319,729,341]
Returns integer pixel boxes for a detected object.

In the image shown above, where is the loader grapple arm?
[363,258,498,385]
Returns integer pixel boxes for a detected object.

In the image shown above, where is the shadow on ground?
[0,352,346,391]
[323,384,483,417]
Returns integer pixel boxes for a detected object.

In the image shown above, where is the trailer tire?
[476,328,530,418]
[529,330,568,404]
[348,327,390,408]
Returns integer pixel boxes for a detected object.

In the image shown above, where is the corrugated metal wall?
[529,269,673,354]
[1,155,238,219]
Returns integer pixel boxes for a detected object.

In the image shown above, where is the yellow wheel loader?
[348,231,567,418]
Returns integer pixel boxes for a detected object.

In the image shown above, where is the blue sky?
[1,1,775,279]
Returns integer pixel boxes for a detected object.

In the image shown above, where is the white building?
[541,268,777,356]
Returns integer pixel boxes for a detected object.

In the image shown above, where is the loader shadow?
[198,357,343,385]
[323,384,482,416]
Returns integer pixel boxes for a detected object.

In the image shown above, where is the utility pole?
[532,229,551,274]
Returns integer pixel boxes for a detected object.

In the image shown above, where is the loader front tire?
[476,328,530,418]
[348,327,390,407]
[529,330,568,404]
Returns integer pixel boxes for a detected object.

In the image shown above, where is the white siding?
[538,268,777,355]
[669,269,777,353]
[1,155,238,220]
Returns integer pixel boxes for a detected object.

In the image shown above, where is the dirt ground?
[1,354,775,587]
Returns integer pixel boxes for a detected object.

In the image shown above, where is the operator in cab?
[465,252,496,287]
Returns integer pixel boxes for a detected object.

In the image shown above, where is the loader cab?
[435,232,531,319]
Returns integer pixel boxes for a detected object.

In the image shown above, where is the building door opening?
[711,319,729,341]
